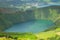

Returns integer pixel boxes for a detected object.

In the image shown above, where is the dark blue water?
[5,20,54,33]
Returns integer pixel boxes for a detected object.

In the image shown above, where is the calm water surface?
[5,20,54,33]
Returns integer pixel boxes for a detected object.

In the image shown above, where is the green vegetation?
[0,10,35,31]
[0,28,60,40]
[0,6,60,31]
[34,6,60,21]
[0,5,60,40]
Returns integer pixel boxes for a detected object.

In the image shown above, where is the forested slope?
[0,5,60,31]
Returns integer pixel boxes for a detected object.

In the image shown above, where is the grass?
[36,31,56,39]
[0,6,60,40]
[0,27,60,40]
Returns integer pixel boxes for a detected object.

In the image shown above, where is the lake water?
[5,20,54,33]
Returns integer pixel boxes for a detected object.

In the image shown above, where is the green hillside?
[0,5,60,40]
[0,5,60,31]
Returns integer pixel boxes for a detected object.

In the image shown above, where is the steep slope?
[55,18,60,27]
[34,5,60,21]
[0,5,60,31]
[0,9,35,31]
